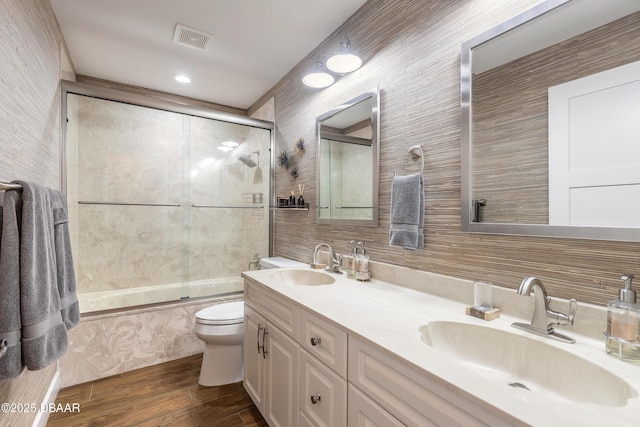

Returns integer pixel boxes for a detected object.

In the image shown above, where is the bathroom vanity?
[242,265,640,426]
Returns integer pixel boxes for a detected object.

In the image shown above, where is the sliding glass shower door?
[65,92,270,313]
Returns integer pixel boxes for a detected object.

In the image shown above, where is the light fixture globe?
[302,72,335,88]
[326,53,362,74]
[302,61,334,88]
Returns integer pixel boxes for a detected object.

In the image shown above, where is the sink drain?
[508,382,531,391]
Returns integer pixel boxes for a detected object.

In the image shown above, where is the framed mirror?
[316,88,380,227]
[461,0,640,241]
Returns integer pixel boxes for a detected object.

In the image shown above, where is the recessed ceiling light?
[174,74,191,84]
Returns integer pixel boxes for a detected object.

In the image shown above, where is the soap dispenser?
[606,274,640,360]
[346,240,357,279]
[355,241,370,281]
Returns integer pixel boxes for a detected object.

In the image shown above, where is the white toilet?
[194,300,245,386]
[259,256,307,269]
[194,258,306,387]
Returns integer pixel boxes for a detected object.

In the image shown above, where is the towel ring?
[394,145,424,176]
[0,339,7,359]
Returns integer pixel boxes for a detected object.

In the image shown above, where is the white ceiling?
[50,0,368,110]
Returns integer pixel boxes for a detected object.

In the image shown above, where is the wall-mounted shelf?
[272,203,309,211]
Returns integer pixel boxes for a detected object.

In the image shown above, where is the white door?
[548,60,640,226]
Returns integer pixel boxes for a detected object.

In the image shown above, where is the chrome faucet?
[511,277,577,343]
[310,243,343,273]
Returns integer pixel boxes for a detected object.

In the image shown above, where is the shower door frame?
[60,80,275,295]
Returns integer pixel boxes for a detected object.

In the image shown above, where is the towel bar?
[0,182,22,191]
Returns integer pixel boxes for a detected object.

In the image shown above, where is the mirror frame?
[316,87,380,227]
[461,0,640,242]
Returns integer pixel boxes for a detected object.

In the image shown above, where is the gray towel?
[14,181,68,371]
[0,193,24,379]
[50,191,79,329]
[389,173,424,250]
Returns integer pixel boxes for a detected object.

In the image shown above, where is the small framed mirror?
[316,88,380,227]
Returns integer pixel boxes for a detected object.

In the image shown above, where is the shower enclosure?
[62,82,272,313]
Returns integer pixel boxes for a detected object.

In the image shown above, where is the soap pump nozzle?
[619,274,636,303]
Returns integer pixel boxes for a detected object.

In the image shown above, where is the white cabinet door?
[348,384,403,427]
[299,349,347,427]
[243,304,265,412]
[264,318,299,427]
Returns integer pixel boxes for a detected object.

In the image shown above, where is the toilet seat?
[196,301,244,325]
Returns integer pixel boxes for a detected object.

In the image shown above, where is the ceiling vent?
[172,24,212,51]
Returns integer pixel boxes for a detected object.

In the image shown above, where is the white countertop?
[243,265,640,426]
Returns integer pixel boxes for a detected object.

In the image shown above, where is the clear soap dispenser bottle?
[355,241,370,281]
[606,274,640,360]
[346,240,358,279]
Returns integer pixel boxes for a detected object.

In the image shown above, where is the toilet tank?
[259,256,306,269]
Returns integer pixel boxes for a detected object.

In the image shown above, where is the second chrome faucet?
[511,277,577,344]
[310,243,343,273]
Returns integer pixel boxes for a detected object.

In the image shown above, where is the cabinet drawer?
[348,384,403,427]
[299,309,348,378]
[348,337,520,427]
[300,349,347,427]
[244,278,298,338]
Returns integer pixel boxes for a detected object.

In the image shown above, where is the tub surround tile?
[59,296,242,387]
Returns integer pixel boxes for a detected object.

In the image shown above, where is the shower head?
[238,155,257,167]
[238,150,260,168]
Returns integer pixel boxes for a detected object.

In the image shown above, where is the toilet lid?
[196,301,244,325]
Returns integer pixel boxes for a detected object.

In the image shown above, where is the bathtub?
[77,276,244,313]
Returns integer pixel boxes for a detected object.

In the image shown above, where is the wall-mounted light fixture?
[302,61,335,88]
[302,36,362,89]
[326,37,362,74]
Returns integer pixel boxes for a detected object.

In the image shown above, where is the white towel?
[389,173,424,250]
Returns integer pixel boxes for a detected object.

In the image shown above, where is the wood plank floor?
[47,354,268,427]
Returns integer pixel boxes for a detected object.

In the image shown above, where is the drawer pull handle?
[310,337,322,346]
[310,394,322,404]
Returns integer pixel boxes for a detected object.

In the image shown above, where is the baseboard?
[32,369,61,427]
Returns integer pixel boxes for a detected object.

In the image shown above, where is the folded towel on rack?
[14,181,68,371]
[0,194,24,380]
[389,172,424,250]
[50,191,79,329]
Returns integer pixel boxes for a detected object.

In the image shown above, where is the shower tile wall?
[70,95,269,309]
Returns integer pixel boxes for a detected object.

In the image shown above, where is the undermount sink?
[419,321,637,407]
[267,269,335,286]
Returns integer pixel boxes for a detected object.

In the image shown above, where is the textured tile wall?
[254,0,640,307]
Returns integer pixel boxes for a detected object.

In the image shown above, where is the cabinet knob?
[310,337,322,346]
[310,394,322,404]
